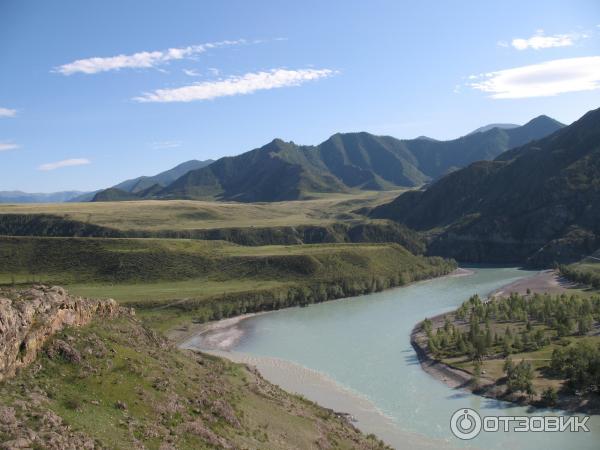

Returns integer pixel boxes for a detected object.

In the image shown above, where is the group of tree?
[161,257,456,323]
[423,292,599,361]
[550,341,600,394]
[503,358,535,397]
[559,264,600,290]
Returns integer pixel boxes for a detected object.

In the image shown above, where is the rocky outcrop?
[0,285,121,381]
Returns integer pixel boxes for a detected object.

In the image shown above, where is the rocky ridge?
[0,285,122,382]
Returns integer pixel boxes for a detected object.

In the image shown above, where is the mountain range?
[0,160,215,204]
[112,159,214,193]
[0,191,87,203]
[370,107,600,266]
[92,115,564,202]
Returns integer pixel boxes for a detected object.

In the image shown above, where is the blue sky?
[1,0,599,192]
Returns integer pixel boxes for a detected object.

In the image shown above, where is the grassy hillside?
[0,236,456,331]
[0,302,389,449]
[371,107,600,266]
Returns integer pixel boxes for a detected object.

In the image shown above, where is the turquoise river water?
[198,267,599,449]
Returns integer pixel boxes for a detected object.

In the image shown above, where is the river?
[182,266,599,449]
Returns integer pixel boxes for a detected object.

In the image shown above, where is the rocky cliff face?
[0,285,122,381]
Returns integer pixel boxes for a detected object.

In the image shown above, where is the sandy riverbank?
[172,312,265,350]
[489,269,576,297]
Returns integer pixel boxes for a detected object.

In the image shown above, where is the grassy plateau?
[0,191,403,232]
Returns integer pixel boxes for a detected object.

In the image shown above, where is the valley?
[0,108,598,449]
[4,4,599,448]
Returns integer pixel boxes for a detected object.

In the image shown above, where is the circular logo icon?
[450,408,482,440]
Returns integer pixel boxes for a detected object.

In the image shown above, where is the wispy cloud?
[134,68,337,103]
[55,39,248,75]
[182,69,201,77]
[38,158,91,171]
[0,142,19,152]
[507,30,586,50]
[468,56,600,99]
[0,107,17,118]
[150,140,182,149]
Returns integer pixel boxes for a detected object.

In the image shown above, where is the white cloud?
[134,68,337,103]
[38,158,91,171]
[55,39,247,75]
[182,69,201,77]
[0,107,17,118]
[150,140,182,149]
[208,68,220,76]
[0,142,19,152]
[510,30,584,50]
[468,56,600,99]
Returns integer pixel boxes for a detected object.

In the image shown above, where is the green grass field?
[0,235,456,330]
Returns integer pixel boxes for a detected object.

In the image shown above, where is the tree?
[506,360,535,396]
[541,387,558,406]
[423,318,432,336]
[578,314,593,335]
[472,359,482,388]
[503,357,514,375]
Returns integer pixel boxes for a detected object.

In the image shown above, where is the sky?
[1,0,599,192]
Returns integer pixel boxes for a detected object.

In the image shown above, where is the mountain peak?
[467,123,519,135]
[415,135,438,141]
[522,115,564,128]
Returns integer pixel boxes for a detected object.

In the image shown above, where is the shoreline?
[173,267,474,350]
[410,269,600,414]
[170,312,266,350]
[489,269,578,298]
[182,348,457,449]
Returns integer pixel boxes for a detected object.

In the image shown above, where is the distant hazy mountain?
[0,191,87,203]
[92,188,140,202]
[67,191,100,202]
[86,159,214,202]
[414,135,438,141]
[0,160,214,204]
[92,115,563,203]
[112,159,214,193]
[370,108,599,266]
[467,123,519,135]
